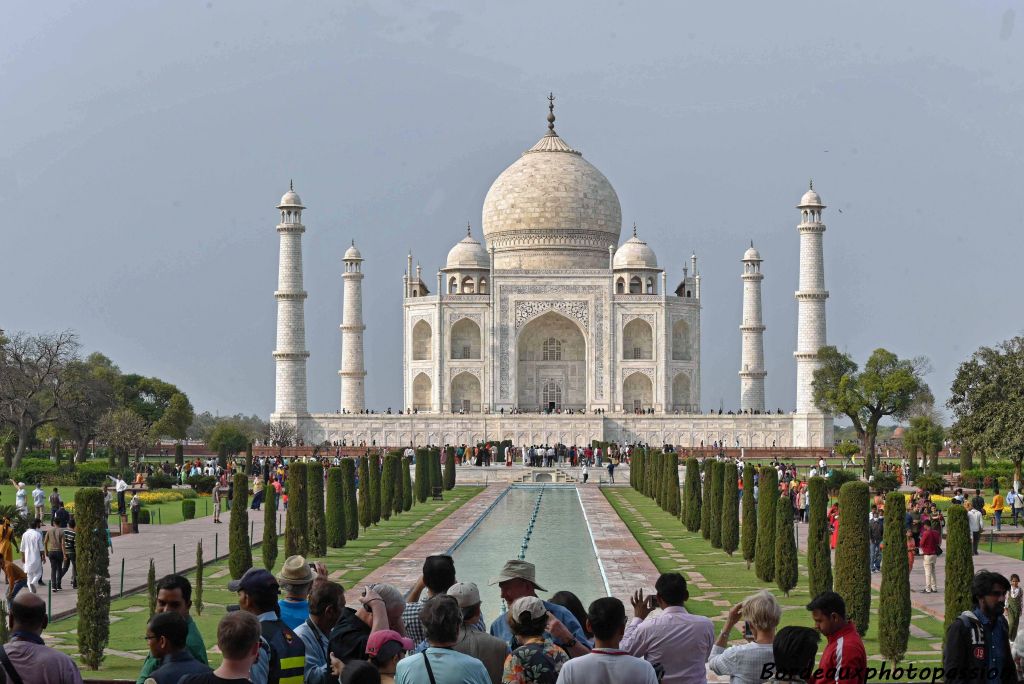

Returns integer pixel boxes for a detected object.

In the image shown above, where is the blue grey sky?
[3,1,1022,420]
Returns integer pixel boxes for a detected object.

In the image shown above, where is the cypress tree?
[429,448,443,498]
[340,458,358,540]
[415,448,429,503]
[262,482,279,569]
[807,476,833,597]
[629,449,638,489]
[195,539,204,616]
[229,472,252,579]
[878,492,910,663]
[944,504,975,636]
[76,487,109,670]
[444,449,456,490]
[380,453,395,522]
[741,464,757,568]
[307,462,327,556]
[326,467,346,548]
[775,495,798,595]
[711,461,726,548]
[392,453,404,515]
[834,480,871,636]
[357,456,371,531]
[656,451,667,509]
[701,464,713,540]
[402,457,413,511]
[644,450,655,498]
[368,454,381,524]
[284,462,308,556]
[218,444,228,471]
[667,453,681,517]
[684,457,701,532]
[721,462,739,555]
[755,467,778,582]
[147,558,157,617]
[245,442,254,475]
[174,443,184,467]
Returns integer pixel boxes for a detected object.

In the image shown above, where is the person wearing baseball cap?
[446,582,508,684]
[487,560,591,656]
[366,629,413,682]
[232,568,306,684]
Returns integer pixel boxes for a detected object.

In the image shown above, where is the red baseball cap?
[365,629,414,657]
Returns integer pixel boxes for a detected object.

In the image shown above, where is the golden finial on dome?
[547,92,556,136]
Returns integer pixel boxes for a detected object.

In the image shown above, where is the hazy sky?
[3,1,1023,421]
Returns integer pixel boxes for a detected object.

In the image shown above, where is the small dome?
[613,230,658,269]
[278,183,304,208]
[446,231,489,269]
[344,242,362,260]
[798,186,824,208]
[743,246,761,261]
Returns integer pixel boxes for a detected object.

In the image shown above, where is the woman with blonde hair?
[708,590,781,684]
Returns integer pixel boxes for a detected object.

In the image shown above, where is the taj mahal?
[269,98,833,449]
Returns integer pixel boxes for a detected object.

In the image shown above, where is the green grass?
[604,487,945,671]
[50,485,482,680]
[0,484,212,527]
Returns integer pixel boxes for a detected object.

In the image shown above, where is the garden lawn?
[604,487,946,673]
[0,485,212,527]
[50,485,483,680]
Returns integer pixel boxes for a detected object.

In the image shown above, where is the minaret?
[739,242,766,412]
[339,241,366,413]
[273,182,310,416]
[794,181,828,413]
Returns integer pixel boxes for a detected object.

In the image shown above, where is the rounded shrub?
[181,499,196,520]
[834,480,871,636]
[741,464,757,568]
[807,476,832,597]
[755,467,778,582]
[775,495,798,595]
[228,472,252,579]
[878,492,910,663]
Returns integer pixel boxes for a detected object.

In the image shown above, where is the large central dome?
[482,109,621,270]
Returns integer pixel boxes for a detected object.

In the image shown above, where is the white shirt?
[31,488,45,506]
[968,508,984,532]
[708,642,776,684]
[556,648,658,684]
[15,488,27,510]
[21,528,43,570]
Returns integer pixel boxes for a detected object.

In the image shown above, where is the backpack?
[869,517,884,544]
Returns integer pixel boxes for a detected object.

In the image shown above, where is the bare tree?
[268,421,297,447]
[97,408,150,470]
[0,331,80,468]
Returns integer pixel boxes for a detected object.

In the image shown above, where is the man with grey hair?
[446,582,508,684]
[329,583,405,663]
[276,555,317,630]
[395,595,490,684]
[295,578,346,684]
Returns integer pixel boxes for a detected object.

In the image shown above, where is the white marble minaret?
[273,182,310,416]
[339,241,366,412]
[794,182,828,413]
[739,243,766,412]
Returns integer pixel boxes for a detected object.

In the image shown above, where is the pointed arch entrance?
[516,311,586,411]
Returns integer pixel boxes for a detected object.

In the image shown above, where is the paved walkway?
[44,507,269,621]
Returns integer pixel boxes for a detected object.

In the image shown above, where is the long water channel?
[451,485,608,620]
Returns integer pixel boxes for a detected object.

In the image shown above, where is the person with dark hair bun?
[945,570,1016,684]
[771,626,819,682]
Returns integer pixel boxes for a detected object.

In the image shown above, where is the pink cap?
[365,629,414,657]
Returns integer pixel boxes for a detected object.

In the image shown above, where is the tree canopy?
[207,421,252,455]
[813,346,930,476]
[948,336,1024,482]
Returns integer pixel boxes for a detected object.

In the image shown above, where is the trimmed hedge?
[683,458,701,532]
[415,449,429,503]
[228,472,252,579]
[326,467,346,548]
[834,480,871,636]
[262,481,278,570]
[307,463,326,557]
[775,495,798,595]
[879,492,910,663]
[402,457,413,512]
[181,499,196,520]
[444,450,456,490]
[380,453,396,522]
[754,467,778,582]
[807,476,832,597]
[710,461,724,549]
[357,456,371,531]
[341,458,359,539]
[666,452,681,517]
[944,504,974,637]
[429,448,443,498]
[741,464,757,568]
[285,462,308,557]
[701,464,712,541]
[721,462,739,555]
[76,487,110,670]
[368,455,381,524]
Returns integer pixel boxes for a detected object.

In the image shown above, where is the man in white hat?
[277,555,318,630]
[487,559,591,656]
[446,582,508,684]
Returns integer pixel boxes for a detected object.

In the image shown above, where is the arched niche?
[450,318,482,360]
[672,319,691,361]
[622,318,653,360]
[450,372,481,413]
[412,320,432,360]
[623,372,653,412]
[412,373,432,412]
[516,311,586,412]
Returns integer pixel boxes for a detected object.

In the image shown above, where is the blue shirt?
[294,618,331,684]
[395,647,491,684]
[974,607,1008,683]
[278,598,309,630]
[489,600,592,651]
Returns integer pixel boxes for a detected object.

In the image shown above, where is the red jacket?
[810,622,866,684]
[919,527,941,555]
